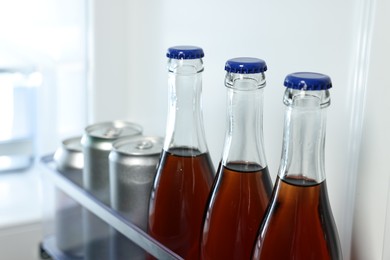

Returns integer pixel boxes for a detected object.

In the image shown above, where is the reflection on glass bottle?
[252,72,342,260]
[200,58,273,260]
[148,46,215,260]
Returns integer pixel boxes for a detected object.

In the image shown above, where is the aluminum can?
[109,135,163,229]
[53,136,84,257]
[81,121,142,204]
[109,135,163,260]
[54,136,84,174]
[81,121,142,260]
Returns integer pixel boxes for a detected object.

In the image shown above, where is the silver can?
[53,136,84,257]
[81,121,142,204]
[81,121,142,260]
[54,136,83,179]
[109,135,163,229]
[109,135,163,260]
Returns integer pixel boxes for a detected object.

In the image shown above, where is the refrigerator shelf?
[40,154,182,260]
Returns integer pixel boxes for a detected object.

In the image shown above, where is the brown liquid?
[148,147,214,260]
[200,162,272,260]
[252,176,342,260]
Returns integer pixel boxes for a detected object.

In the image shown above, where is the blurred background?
[0,0,389,259]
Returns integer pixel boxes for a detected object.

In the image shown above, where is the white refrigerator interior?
[89,0,390,259]
[0,1,87,259]
[1,0,388,259]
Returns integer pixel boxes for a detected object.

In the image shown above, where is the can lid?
[166,46,204,59]
[113,136,164,156]
[62,136,82,152]
[225,57,267,74]
[284,72,332,90]
[85,121,143,140]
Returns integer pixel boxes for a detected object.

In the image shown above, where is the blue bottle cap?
[224,57,267,74]
[166,46,204,59]
[284,72,332,90]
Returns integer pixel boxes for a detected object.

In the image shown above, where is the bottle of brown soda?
[200,57,273,260]
[148,46,215,260]
[252,72,343,260]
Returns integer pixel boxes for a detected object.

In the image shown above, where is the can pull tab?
[104,127,122,138]
[136,140,153,150]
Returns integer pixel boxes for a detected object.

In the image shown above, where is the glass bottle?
[252,72,343,260]
[200,57,273,260]
[148,46,215,260]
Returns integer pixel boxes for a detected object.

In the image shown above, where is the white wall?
[87,0,129,123]
[90,0,389,258]
[351,0,390,259]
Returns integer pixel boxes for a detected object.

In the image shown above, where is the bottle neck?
[278,88,330,183]
[221,72,267,170]
[164,58,208,154]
